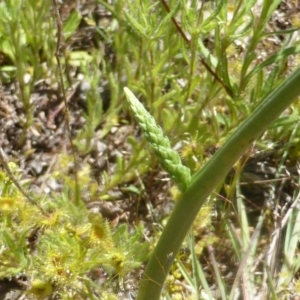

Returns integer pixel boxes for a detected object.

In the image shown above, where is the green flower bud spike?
[124,87,191,191]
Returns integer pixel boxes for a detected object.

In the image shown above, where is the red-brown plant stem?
[159,0,235,98]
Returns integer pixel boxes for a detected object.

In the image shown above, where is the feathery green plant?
[0,162,149,298]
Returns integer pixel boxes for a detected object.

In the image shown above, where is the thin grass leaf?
[226,222,242,259]
[266,266,277,300]
[153,1,180,37]
[188,232,200,299]
[200,0,224,32]
[263,0,284,23]
[236,182,250,245]
[63,9,81,40]
[176,261,194,292]
[124,11,147,38]
[277,191,300,289]
[244,45,300,87]
[153,90,177,108]
[229,213,265,299]
[270,114,300,128]
[195,260,214,300]
[207,245,227,300]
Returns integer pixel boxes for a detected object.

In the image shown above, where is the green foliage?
[0,0,300,299]
[0,0,55,146]
[0,166,149,298]
[120,1,300,299]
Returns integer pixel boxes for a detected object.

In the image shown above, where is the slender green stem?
[137,66,300,300]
